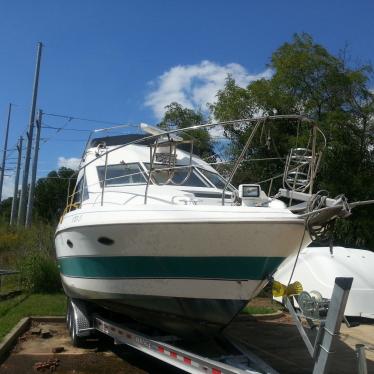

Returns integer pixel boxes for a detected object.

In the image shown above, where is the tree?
[159,102,214,159]
[0,197,12,223]
[211,33,374,249]
[34,167,76,224]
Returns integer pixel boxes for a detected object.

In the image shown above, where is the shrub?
[0,222,55,268]
[0,231,20,253]
[18,251,61,293]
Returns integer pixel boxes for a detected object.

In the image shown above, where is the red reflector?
[158,346,164,353]
[170,352,177,358]
[183,357,191,365]
[212,369,221,374]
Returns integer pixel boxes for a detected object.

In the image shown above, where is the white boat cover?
[274,246,374,319]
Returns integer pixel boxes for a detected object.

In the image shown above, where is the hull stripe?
[58,256,284,280]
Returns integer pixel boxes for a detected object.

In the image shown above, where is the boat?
[55,115,352,338]
[273,246,374,320]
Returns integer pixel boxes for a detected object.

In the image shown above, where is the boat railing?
[61,114,325,218]
[63,163,200,214]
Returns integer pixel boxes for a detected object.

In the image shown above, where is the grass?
[0,293,66,341]
[0,273,21,294]
[242,305,278,315]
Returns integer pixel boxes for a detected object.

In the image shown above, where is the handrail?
[100,150,109,206]
[144,136,159,204]
[59,114,322,217]
[221,119,263,205]
[75,115,314,175]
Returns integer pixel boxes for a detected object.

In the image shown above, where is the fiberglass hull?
[55,207,309,338]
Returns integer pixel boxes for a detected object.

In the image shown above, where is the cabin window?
[144,164,208,187]
[197,168,236,192]
[97,163,146,186]
[73,176,89,203]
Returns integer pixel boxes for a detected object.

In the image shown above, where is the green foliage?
[211,33,374,249]
[159,102,214,158]
[0,223,58,293]
[0,167,75,225]
[210,76,256,121]
[0,222,54,254]
[34,167,76,224]
[18,250,61,293]
[0,293,66,341]
[0,219,60,293]
[0,197,12,223]
[242,305,278,315]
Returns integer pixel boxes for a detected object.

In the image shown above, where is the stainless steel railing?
[61,114,324,217]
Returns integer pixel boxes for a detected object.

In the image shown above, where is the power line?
[36,176,73,180]
[43,112,131,127]
[41,123,91,132]
[40,138,87,142]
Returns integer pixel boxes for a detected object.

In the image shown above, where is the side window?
[82,177,89,201]
[73,179,82,204]
[97,163,146,186]
[197,168,236,192]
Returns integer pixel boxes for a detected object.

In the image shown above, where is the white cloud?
[57,157,80,170]
[145,60,272,120]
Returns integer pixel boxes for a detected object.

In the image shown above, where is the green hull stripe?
[58,256,285,280]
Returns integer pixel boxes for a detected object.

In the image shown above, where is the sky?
[1,0,374,200]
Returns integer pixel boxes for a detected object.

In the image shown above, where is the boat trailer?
[67,299,277,374]
[65,276,367,374]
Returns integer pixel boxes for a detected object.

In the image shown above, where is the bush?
[0,222,55,268]
[18,251,61,293]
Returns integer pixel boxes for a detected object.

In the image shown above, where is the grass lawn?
[242,305,278,315]
[0,293,66,341]
[242,297,282,315]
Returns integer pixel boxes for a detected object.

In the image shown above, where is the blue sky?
[1,0,374,199]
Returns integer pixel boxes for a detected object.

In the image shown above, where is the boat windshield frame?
[63,114,324,212]
[142,163,211,188]
[97,162,147,187]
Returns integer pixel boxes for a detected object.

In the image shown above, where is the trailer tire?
[66,298,70,326]
[70,316,85,347]
[67,301,72,329]
[66,298,91,348]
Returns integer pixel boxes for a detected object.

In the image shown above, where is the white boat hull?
[55,207,309,337]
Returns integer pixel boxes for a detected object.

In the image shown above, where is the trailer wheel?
[70,316,85,347]
[66,298,70,326]
[66,298,90,348]
[67,302,73,333]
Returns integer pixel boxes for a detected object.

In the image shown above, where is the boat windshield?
[197,168,236,192]
[144,163,209,187]
[97,163,147,186]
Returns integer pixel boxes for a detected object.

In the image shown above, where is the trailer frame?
[65,277,359,374]
[66,297,278,374]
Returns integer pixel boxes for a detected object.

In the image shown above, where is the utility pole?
[10,136,23,225]
[18,42,43,226]
[26,110,42,227]
[0,103,12,201]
